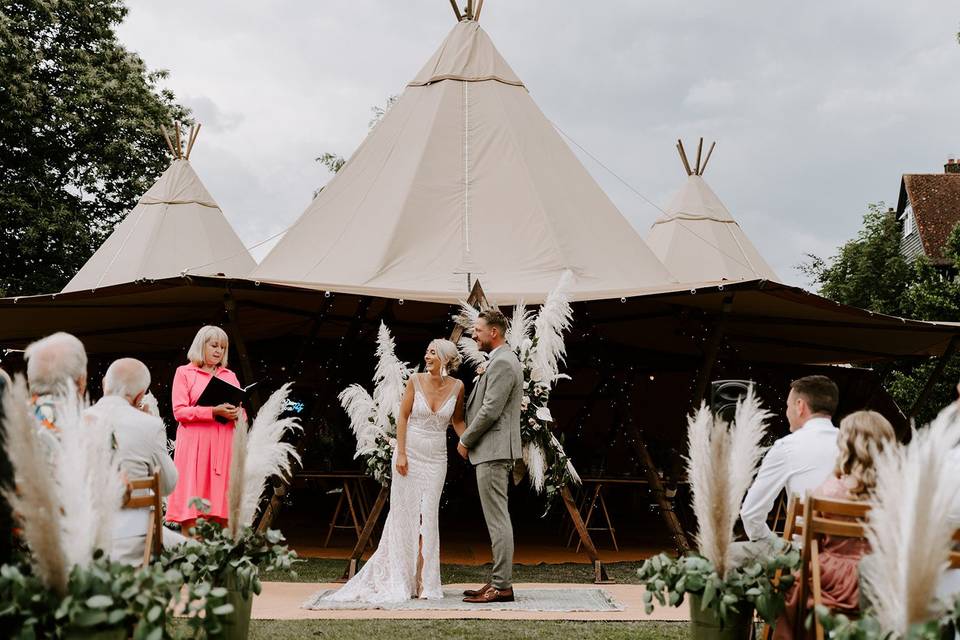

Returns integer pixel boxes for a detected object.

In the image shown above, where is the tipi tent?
[645,139,778,284]
[63,124,255,293]
[253,16,674,304]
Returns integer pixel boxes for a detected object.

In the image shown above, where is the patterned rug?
[302,588,624,612]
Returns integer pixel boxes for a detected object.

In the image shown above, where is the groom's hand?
[457,442,469,460]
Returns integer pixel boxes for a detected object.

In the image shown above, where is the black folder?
[195,377,259,423]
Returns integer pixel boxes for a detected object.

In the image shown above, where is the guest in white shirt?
[86,358,185,565]
[740,375,841,542]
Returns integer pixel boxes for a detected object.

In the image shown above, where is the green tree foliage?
[803,204,960,423]
[1,0,190,296]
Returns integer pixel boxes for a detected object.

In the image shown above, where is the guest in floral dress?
[166,326,243,534]
[774,410,896,639]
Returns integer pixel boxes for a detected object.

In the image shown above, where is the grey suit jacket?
[462,345,523,465]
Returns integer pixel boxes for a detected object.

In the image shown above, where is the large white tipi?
[253,11,674,304]
[646,139,778,284]
[63,124,255,293]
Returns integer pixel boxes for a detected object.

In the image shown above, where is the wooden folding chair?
[949,529,960,569]
[761,494,803,640]
[795,495,871,640]
[122,472,163,566]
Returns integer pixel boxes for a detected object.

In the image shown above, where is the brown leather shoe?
[462,583,491,597]
[463,587,514,603]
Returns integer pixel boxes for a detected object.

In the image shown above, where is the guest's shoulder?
[175,363,199,376]
[815,475,854,501]
[218,367,240,383]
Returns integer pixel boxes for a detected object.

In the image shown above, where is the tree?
[0,0,189,296]
[803,204,960,424]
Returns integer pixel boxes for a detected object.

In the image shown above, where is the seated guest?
[24,332,88,456]
[774,410,896,639]
[740,375,841,542]
[86,358,185,565]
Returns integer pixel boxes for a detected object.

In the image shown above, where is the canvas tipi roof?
[645,139,778,284]
[253,16,674,304]
[63,125,256,293]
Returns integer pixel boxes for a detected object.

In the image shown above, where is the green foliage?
[636,542,801,624]
[0,0,189,296]
[162,518,298,600]
[815,593,960,639]
[0,549,231,639]
[803,203,960,423]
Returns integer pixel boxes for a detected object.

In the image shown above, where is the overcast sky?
[117,1,960,287]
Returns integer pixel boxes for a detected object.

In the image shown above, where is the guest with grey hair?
[86,358,185,565]
[24,332,88,453]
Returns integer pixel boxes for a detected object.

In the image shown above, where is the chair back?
[122,472,163,566]
[796,494,872,640]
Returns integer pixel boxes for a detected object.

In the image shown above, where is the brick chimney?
[947,158,960,174]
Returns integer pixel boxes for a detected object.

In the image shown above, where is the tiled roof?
[898,173,960,265]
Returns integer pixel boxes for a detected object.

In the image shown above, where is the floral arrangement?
[454,271,581,505]
[636,390,795,624]
[339,322,416,485]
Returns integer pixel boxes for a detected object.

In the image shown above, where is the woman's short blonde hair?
[429,339,461,374]
[835,410,897,498]
[187,325,229,368]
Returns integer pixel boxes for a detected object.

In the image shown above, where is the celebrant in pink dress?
[166,325,243,533]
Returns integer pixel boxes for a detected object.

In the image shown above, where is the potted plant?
[636,390,800,638]
[164,384,301,639]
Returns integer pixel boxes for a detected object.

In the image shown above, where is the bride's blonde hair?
[835,410,896,498]
[429,339,461,375]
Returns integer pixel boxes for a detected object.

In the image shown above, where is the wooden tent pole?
[908,336,959,420]
[475,0,485,21]
[173,121,183,159]
[691,295,735,408]
[466,0,474,20]
[676,140,693,176]
[630,427,691,554]
[159,125,177,158]
[185,123,202,160]
[694,137,703,175]
[223,292,263,413]
[448,0,463,20]
[700,141,717,175]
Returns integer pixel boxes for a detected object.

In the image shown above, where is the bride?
[319,339,465,603]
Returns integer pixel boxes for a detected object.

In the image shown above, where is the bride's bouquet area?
[636,390,801,627]
[454,271,581,503]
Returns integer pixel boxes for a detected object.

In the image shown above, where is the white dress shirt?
[740,416,840,541]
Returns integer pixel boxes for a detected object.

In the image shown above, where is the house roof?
[897,173,960,265]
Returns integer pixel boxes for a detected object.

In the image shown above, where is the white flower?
[521,396,530,410]
[528,418,536,425]
[477,363,487,376]
[536,406,553,423]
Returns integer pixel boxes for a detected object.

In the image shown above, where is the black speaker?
[710,379,753,423]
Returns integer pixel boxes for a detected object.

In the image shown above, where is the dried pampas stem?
[1,377,68,593]
[231,383,302,535]
[227,414,249,539]
[531,270,573,385]
[860,404,960,634]
[686,388,770,579]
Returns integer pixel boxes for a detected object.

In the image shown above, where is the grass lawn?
[246,619,689,639]
[262,558,646,585]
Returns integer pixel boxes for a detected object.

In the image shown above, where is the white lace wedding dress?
[316,375,460,604]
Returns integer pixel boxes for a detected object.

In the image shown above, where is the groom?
[457,309,523,603]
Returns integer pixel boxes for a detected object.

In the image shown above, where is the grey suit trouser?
[476,459,514,589]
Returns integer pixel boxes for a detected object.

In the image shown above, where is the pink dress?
[165,363,241,523]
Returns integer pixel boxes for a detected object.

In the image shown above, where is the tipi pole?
[185,123,202,160]
[691,295,735,407]
[173,121,183,159]
[700,141,717,175]
[448,0,463,20]
[223,292,263,413]
[694,137,703,175]
[475,0,485,20]
[676,140,693,176]
[159,125,177,158]
[908,336,959,420]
